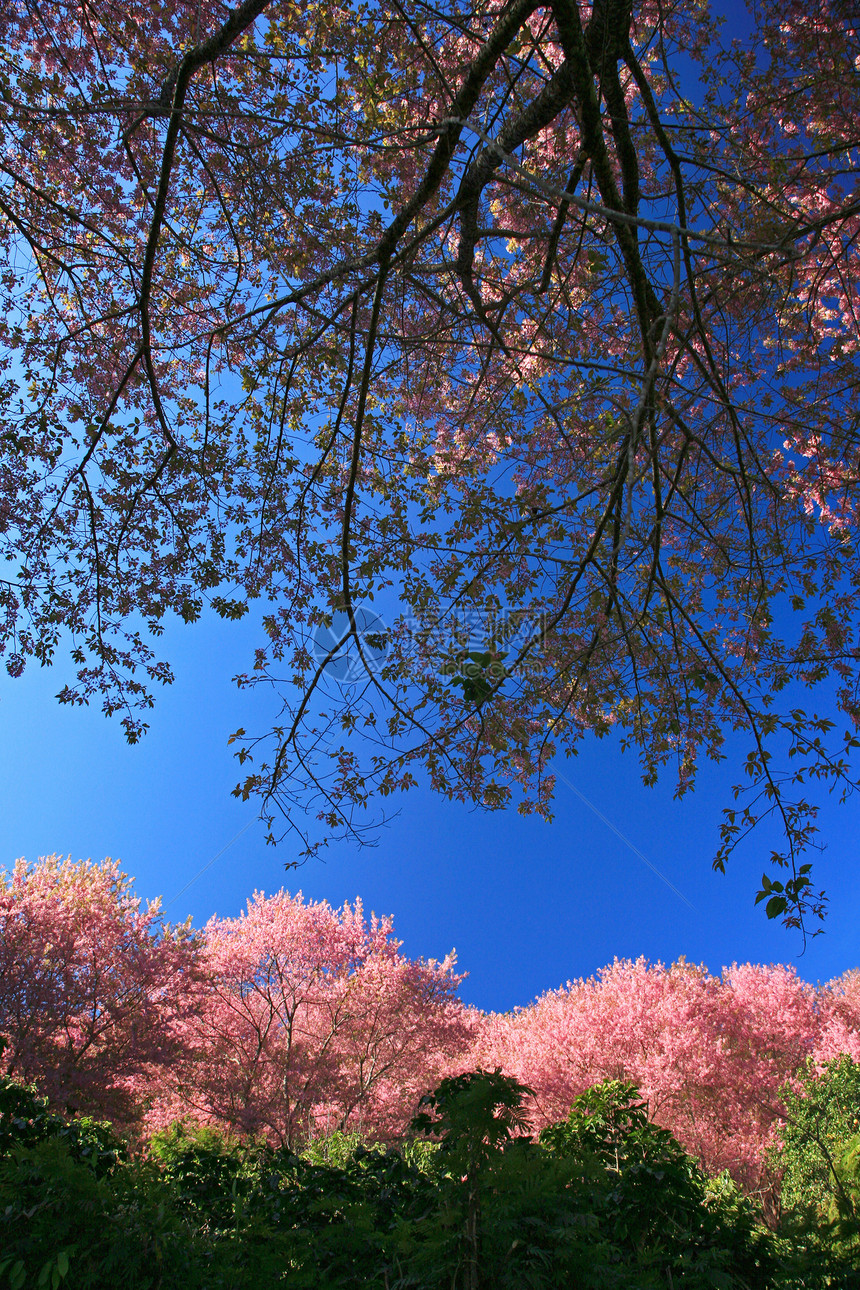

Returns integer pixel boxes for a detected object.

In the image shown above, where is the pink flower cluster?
[2,856,858,1208]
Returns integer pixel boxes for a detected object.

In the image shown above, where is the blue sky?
[1,0,857,1013]
[2,602,858,1014]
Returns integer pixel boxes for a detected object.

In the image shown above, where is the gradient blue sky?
[2,602,858,1013]
[2,0,856,1012]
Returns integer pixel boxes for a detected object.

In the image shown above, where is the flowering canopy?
[2,0,860,922]
[0,857,469,1144]
[3,857,860,1201]
[0,856,197,1124]
[152,888,471,1146]
[474,956,860,1198]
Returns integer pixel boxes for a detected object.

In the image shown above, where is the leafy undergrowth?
[1,1063,859,1289]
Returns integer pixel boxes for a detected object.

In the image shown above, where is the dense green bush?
[0,1059,125,1178]
[0,1138,220,1290]
[774,1055,860,1219]
[767,1056,860,1288]
[537,1079,774,1287]
[3,1060,859,1288]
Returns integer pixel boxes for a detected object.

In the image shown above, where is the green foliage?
[0,1066,803,1289]
[775,1055,860,1218]
[0,1139,212,1290]
[411,1068,534,1171]
[830,1133,860,1224]
[0,1061,126,1178]
[147,1121,260,1227]
[402,1072,777,1288]
[537,1080,775,1288]
[539,1078,682,1168]
[299,1127,368,1170]
[754,867,815,921]
[0,1078,281,1289]
[769,1056,860,1287]
[443,651,508,706]
[270,1142,438,1288]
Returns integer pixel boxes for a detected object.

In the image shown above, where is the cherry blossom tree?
[814,969,860,1066]
[2,0,860,922]
[4,851,859,1195]
[150,888,472,1146]
[472,957,860,1200]
[0,855,198,1126]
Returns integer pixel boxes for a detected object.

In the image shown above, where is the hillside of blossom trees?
[3,854,859,1216]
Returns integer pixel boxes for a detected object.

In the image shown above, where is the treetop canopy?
[1,0,859,927]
